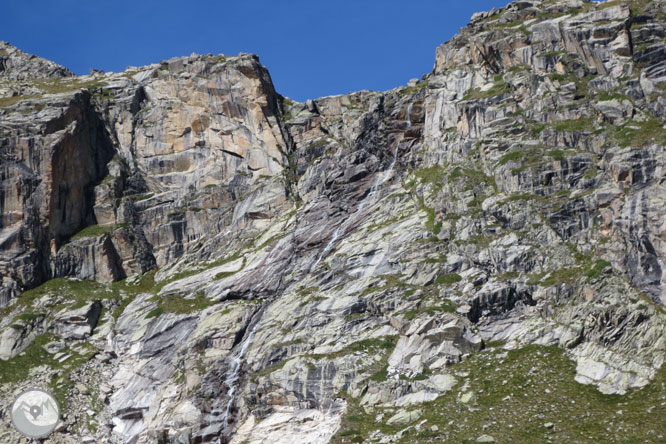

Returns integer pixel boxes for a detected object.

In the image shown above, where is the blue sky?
[3,1,509,102]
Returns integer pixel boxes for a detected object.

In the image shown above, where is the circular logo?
[10,389,60,438]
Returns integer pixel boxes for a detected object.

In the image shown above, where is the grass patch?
[417,196,440,235]
[369,364,389,382]
[205,54,227,64]
[612,118,666,148]
[146,290,215,319]
[399,80,429,96]
[132,193,154,202]
[6,269,161,323]
[449,167,497,192]
[433,273,462,285]
[333,344,666,444]
[499,151,524,165]
[598,91,630,102]
[0,94,40,108]
[546,149,566,161]
[586,260,611,279]
[414,164,446,187]
[309,138,330,148]
[463,81,511,101]
[0,333,97,410]
[145,306,164,319]
[0,334,59,384]
[403,300,457,320]
[538,268,582,287]
[69,224,122,241]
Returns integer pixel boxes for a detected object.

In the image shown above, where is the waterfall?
[405,102,413,129]
[310,102,412,270]
[221,321,259,428]
[206,307,263,443]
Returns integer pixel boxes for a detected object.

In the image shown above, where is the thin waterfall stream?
[310,102,413,270]
[206,307,264,443]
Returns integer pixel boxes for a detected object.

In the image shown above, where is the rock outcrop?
[1,1,666,443]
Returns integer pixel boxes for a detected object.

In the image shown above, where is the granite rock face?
[0,40,72,81]
[1,1,666,443]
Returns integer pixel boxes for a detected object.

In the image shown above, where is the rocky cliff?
[2,0,666,443]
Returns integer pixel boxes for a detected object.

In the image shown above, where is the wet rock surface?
[2,1,666,443]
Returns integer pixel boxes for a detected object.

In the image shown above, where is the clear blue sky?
[3,1,509,102]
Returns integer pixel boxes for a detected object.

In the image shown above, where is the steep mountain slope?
[1,0,666,443]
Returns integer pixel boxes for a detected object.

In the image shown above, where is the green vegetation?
[341,102,369,112]
[214,271,236,280]
[0,94,40,108]
[499,151,523,165]
[256,233,289,250]
[417,196,440,235]
[366,214,410,233]
[205,54,227,64]
[449,167,497,192]
[304,335,398,363]
[433,273,462,285]
[497,271,520,280]
[309,138,330,148]
[463,81,511,101]
[612,118,666,148]
[403,300,457,320]
[50,342,98,410]
[69,224,124,241]
[527,241,613,286]
[280,96,296,121]
[546,149,566,161]
[110,269,160,318]
[297,285,321,298]
[332,343,666,444]
[595,0,666,18]
[151,245,248,290]
[598,91,630,102]
[0,334,59,384]
[145,306,164,318]
[0,78,110,109]
[369,364,389,382]
[0,268,162,324]
[34,78,108,94]
[414,164,446,188]
[586,259,611,279]
[497,145,577,176]
[468,234,501,248]
[12,312,44,324]
[406,167,443,236]
[537,268,582,287]
[146,290,214,318]
[507,64,529,74]
[94,89,116,101]
[0,333,97,410]
[347,337,396,352]
[132,192,154,202]
[399,80,429,96]
[19,278,109,309]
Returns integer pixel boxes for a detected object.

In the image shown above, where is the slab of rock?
[52,301,102,339]
[386,408,423,426]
